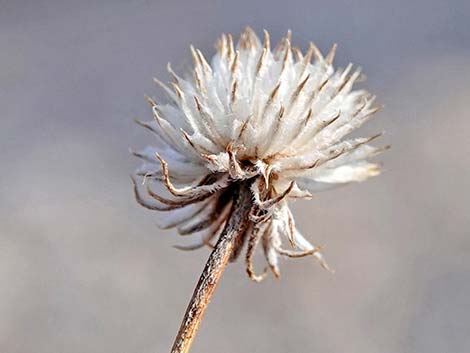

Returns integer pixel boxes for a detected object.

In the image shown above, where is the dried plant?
[132,27,387,353]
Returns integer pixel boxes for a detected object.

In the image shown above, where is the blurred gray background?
[1,0,469,352]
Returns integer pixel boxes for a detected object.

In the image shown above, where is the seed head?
[133,27,387,280]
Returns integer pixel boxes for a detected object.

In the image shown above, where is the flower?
[133,27,387,281]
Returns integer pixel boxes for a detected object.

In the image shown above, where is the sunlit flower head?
[133,27,387,280]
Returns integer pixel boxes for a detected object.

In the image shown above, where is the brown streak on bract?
[263,29,270,50]
[230,50,239,74]
[193,71,204,94]
[270,105,285,139]
[167,63,180,82]
[325,43,337,65]
[287,213,296,247]
[302,109,313,127]
[326,110,341,127]
[309,41,324,61]
[303,44,314,67]
[338,68,361,95]
[231,80,238,104]
[181,129,200,152]
[300,158,321,171]
[196,49,211,73]
[134,118,157,134]
[291,74,310,103]
[145,94,157,108]
[237,114,253,140]
[218,34,227,57]
[318,77,330,92]
[190,45,201,69]
[292,46,303,61]
[171,82,184,100]
[370,144,391,157]
[280,38,291,74]
[153,77,176,100]
[255,48,266,77]
[286,29,292,42]
[193,95,203,112]
[268,82,281,103]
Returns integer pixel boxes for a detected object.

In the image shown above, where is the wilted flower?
[132,27,387,353]
[134,27,386,278]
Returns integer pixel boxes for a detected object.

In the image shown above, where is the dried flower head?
[133,27,387,280]
[133,27,387,353]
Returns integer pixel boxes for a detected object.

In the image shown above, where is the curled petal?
[132,176,185,211]
[275,245,323,258]
[178,196,231,236]
[157,201,212,229]
[173,202,232,250]
[146,182,209,206]
[245,224,269,282]
[261,223,281,278]
[145,181,214,208]
[155,152,230,197]
[256,181,295,210]
[293,228,334,272]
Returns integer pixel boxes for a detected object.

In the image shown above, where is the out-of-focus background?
[1,1,469,352]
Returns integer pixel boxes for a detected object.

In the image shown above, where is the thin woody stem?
[170,182,252,353]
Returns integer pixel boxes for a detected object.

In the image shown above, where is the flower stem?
[170,182,252,353]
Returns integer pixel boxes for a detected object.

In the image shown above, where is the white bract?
[133,28,387,280]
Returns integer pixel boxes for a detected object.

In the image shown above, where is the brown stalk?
[170,181,252,353]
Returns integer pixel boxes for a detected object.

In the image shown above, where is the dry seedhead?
[132,27,387,353]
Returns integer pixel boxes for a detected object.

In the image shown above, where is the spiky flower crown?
[133,27,387,280]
